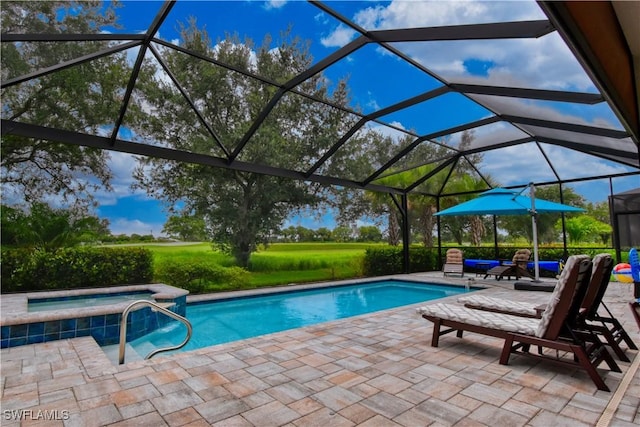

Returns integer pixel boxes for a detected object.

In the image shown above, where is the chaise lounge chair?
[417,255,620,391]
[458,253,638,361]
[484,249,532,280]
[575,254,638,360]
[443,248,464,277]
[459,254,611,318]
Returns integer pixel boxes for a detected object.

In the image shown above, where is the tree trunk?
[419,205,435,247]
[453,226,464,245]
[231,182,256,268]
[233,240,251,268]
[388,210,400,246]
[470,216,485,246]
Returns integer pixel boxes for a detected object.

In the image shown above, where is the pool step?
[101,342,145,365]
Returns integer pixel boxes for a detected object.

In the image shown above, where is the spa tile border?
[0,284,188,349]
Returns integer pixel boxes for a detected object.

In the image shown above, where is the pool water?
[28,292,154,312]
[128,280,472,355]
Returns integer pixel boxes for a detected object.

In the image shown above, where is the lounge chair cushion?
[457,295,540,317]
[443,249,464,277]
[445,249,463,264]
[485,249,532,280]
[512,249,532,265]
[416,303,539,335]
[460,254,611,319]
[535,255,590,337]
[418,255,591,339]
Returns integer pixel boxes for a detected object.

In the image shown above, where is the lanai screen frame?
[2,0,639,272]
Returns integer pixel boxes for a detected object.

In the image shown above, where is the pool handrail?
[119,300,193,365]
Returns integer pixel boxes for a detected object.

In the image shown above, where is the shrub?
[363,247,437,276]
[363,248,402,276]
[409,247,438,273]
[1,247,153,292]
[154,259,250,293]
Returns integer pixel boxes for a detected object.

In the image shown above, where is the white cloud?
[573,175,640,203]
[366,94,380,111]
[355,0,544,30]
[366,121,407,141]
[425,33,593,91]
[313,0,631,196]
[314,12,330,26]
[321,25,357,48]
[320,0,593,91]
[469,95,621,129]
[356,217,379,228]
[92,152,151,207]
[109,217,165,236]
[264,0,287,10]
[478,141,632,192]
[444,121,528,149]
[542,145,631,178]
[479,143,555,185]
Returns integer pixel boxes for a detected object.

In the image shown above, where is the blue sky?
[89,0,639,236]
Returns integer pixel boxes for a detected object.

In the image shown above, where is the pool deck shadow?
[1,272,639,426]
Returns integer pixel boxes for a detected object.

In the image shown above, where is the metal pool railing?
[118,300,192,365]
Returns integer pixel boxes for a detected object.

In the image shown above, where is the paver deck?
[1,273,639,426]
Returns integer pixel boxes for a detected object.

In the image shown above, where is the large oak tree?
[133,21,360,266]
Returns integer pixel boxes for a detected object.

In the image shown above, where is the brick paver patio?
[1,273,639,426]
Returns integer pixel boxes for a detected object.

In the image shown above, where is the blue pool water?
[128,280,472,355]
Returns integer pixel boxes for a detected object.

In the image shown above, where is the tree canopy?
[132,22,371,266]
[1,1,135,207]
[1,203,110,249]
[162,214,208,242]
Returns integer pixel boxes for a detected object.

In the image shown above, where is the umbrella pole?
[530,183,541,282]
[532,214,540,281]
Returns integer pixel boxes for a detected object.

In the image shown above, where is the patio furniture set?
[423,253,638,391]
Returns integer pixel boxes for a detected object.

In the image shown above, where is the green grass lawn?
[147,242,235,267]
[142,242,382,290]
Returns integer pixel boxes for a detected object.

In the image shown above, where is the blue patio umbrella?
[435,184,585,281]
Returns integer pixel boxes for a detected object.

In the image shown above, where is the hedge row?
[364,246,616,277]
[2,245,617,294]
[1,247,154,293]
[439,247,615,263]
[363,247,438,276]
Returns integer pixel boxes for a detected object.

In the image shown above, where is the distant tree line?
[161,213,385,243]
[0,203,387,249]
[1,196,613,251]
[275,225,384,243]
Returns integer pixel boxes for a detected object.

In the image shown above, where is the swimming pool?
[128,280,474,356]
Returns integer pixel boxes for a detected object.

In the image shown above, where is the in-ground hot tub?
[0,284,188,348]
[28,290,155,312]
